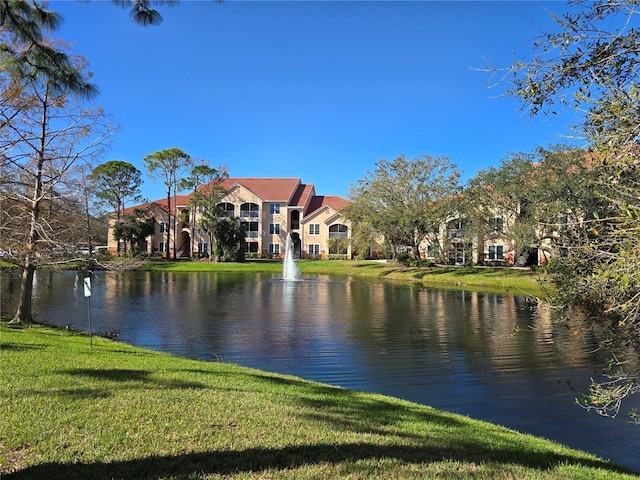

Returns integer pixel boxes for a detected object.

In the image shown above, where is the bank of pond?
[0,258,546,297]
[140,259,547,297]
[1,324,638,479]
[1,267,639,476]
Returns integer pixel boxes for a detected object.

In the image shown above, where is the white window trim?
[269,243,281,255]
[245,241,259,253]
[487,244,505,261]
[269,223,280,235]
[309,223,320,235]
[490,216,505,233]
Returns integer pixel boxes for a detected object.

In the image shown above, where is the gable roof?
[304,195,349,216]
[220,178,302,203]
[120,199,167,216]
[289,183,315,208]
[120,194,191,217]
[113,178,344,217]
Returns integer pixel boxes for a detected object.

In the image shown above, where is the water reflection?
[1,269,638,472]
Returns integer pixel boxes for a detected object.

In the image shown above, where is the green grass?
[2,324,637,479]
[141,259,547,297]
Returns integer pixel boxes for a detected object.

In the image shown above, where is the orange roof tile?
[114,178,345,216]
[220,178,303,202]
[121,199,167,216]
[289,183,315,208]
[305,195,349,215]
[120,195,190,216]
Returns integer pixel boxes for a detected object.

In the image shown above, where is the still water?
[2,269,639,472]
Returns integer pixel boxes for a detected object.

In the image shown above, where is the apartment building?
[419,211,549,267]
[107,177,351,259]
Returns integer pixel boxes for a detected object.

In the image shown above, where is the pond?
[2,269,639,472]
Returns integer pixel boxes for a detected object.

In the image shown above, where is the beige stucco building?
[107,177,351,260]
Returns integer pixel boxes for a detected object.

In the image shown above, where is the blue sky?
[54,1,577,202]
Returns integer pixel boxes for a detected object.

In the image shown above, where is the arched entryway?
[289,232,301,259]
[176,230,191,258]
[290,210,300,230]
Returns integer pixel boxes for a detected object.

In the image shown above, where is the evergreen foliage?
[505,0,640,421]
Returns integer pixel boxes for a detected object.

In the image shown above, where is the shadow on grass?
[0,342,48,352]
[58,368,208,393]
[53,387,112,400]
[6,441,630,480]
[6,368,635,478]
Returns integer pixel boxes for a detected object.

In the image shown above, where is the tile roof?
[220,178,302,202]
[289,183,315,208]
[121,194,191,216]
[115,178,348,217]
[121,199,167,216]
[305,195,349,215]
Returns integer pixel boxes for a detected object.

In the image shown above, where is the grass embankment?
[142,259,546,297]
[2,325,636,479]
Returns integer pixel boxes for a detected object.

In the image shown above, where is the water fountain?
[282,233,300,281]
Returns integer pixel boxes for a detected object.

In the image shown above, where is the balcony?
[328,232,349,239]
[240,211,259,218]
[447,229,467,239]
[244,231,259,239]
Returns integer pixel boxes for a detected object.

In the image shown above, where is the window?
[426,244,440,258]
[218,202,235,217]
[158,241,168,253]
[329,242,348,255]
[328,224,348,238]
[447,218,468,239]
[240,203,259,218]
[309,223,320,235]
[269,203,280,215]
[269,243,280,255]
[489,216,504,233]
[197,242,209,254]
[290,210,300,229]
[488,245,504,261]
[269,223,280,235]
[241,221,259,238]
[159,222,169,233]
[243,242,259,253]
[308,244,320,255]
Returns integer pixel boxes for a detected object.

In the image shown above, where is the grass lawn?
[141,259,547,297]
[1,324,637,479]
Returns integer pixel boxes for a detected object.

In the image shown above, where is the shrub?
[396,252,411,264]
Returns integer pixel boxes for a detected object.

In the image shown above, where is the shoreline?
[2,323,637,479]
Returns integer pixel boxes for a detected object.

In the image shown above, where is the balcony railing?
[328,232,349,239]
[244,231,259,239]
[447,228,467,239]
[240,211,259,218]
